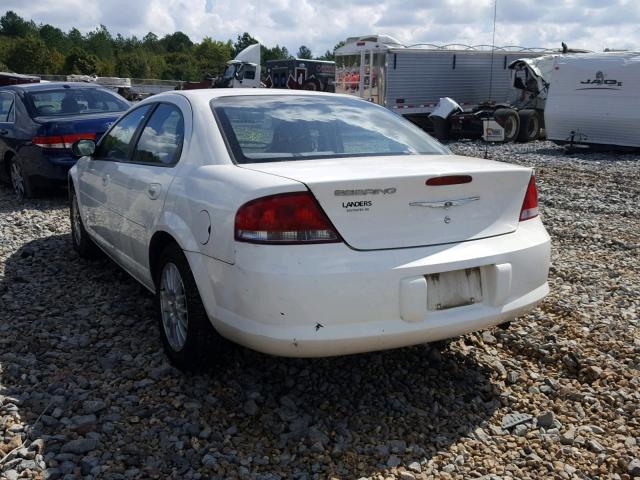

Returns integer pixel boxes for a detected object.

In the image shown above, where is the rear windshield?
[211,95,448,163]
[26,88,129,117]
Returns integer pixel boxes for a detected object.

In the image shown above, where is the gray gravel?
[0,140,639,479]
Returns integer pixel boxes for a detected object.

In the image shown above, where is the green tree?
[261,44,291,65]
[160,32,193,53]
[296,45,312,59]
[0,11,38,38]
[49,50,66,74]
[142,32,162,53]
[67,27,84,46]
[39,24,71,54]
[316,50,334,61]
[85,25,113,59]
[64,47,99,74]
[161,52,199,80]
[233,32,258,56]
[194,37,232,75]
[6,36,51,73]
[316,41,345,61]
[116,52,152,78]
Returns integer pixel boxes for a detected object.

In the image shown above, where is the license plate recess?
[426,267,483,310]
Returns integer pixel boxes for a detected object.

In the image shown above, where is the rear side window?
[26,88,129,116]
[0,92,15,122]
[95,105,151,161]
[131,104,184,166]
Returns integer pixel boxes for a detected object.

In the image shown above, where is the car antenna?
[485,0,498,160]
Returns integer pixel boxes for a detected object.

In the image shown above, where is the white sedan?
[68,89,550,370]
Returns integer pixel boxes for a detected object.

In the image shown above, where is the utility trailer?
[264,59,335,91]
[544,52,640,149]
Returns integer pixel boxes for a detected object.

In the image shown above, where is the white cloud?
[3,0,639,54]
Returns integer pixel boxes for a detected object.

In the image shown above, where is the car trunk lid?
[240,155,533,250]
[33,112,121,149]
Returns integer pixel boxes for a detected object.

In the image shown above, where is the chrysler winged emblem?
[409,196,480,209]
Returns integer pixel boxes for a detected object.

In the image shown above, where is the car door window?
[0,92,15,123]
[95,105,152,161]
[131,104,184,166]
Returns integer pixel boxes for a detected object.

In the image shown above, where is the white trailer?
[334,35,555,125]
[544,52,640,149]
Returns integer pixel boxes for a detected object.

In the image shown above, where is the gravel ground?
[0,140,638,480]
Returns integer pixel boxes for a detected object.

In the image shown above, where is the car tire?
[155,243,229,371]
[494,108,520,142]
[9,157,34,201]
[70,188,100,259]
[517,109,541,142]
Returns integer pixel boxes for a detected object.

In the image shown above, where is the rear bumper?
[19,146,76,187]
[187,217,551,357]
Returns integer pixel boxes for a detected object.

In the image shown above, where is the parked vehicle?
[334,35,554,128]
[68,89,550,370]
[264,59,335,91]
[545,52,640,149]
[178,44,262,90]
[444,49,589,143]
[0,82,129,199]
[0,72,40,86]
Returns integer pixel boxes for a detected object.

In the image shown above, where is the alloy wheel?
[71,194,82,245]
[160,262,189,351]
[10,161,25,200]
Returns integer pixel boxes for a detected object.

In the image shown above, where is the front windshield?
[222,64,238,80]
[211,95,449,164]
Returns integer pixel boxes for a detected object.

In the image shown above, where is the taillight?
[235,192,341,244]
[32,133,96,149]
[519,175,539,221]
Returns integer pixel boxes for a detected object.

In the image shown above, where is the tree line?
[0,11,344,81]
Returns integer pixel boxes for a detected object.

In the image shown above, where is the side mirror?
[71,139,96,157]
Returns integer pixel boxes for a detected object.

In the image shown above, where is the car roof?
[147,88,365,107]
[6,82,115,92]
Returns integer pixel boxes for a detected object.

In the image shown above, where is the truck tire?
[430,116,451,140]
[517,109,541,142]
[302,79,321,91]
[494,108,520,142]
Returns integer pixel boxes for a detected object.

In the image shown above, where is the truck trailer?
[544,52,640,149]
[334,35,554,125]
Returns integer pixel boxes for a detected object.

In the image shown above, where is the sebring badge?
[334,188,396,196]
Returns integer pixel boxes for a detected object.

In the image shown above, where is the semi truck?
[334,35,587,142]
[179,43,262,90]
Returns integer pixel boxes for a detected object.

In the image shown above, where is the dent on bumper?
[186,218,551,357]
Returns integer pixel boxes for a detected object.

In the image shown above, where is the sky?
[2,0,638,55]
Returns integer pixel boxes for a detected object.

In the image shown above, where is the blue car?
[0,82,130,199]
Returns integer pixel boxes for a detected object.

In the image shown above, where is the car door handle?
[0,129,8,136]
[147,183,162,200]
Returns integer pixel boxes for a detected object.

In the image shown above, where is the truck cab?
[215,44,261,88]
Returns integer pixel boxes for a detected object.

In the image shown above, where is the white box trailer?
[334,35,554,124]
[545,52,640,149]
